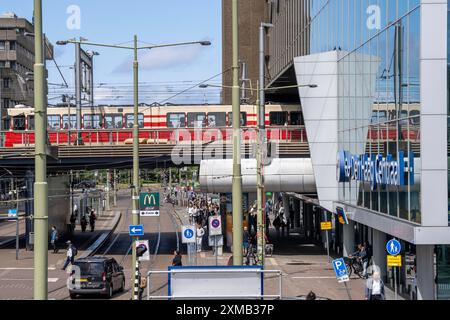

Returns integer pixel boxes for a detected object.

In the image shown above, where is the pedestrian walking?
[243,226,250,256]
[62,241,77,270]
[70,214,76,233]
[50,226,59,253]
[89,209,97,232]
[196,224,205,253]
[172,250,183,266]
[80,215,87,232]
[365,271,385,300]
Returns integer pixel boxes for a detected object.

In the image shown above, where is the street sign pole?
[215,235,218,266]
[16,188,19,260]
[394,266,397,300]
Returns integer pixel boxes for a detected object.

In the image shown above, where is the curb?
[78,211,122,258]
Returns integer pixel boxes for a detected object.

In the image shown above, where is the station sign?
[337,150,414,190]
[387,255,402,267]
[320,221,332,230]
[140,192,160,217]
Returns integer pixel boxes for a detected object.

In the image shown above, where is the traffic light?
[136,244,147,257]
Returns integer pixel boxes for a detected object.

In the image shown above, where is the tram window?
[47,115,61,130]
[62,115,77,129]
[290,111,304,125]
[207,112,226,127]
[167,113,186,128]
[13,116,26,130]
[125,113,144,128]
[187,112,206,128]
[228,112,247,127]
[270,112,288,126]
[2,117,10,130]
[104,114,123,129]
[84,115,101,129]
[410,110,420,125]
[27,115,34,130]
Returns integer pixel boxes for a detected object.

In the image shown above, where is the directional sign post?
[182,226,196,266]
[129,224,144,237]
[386,239,402,300]
[140,192,160,217]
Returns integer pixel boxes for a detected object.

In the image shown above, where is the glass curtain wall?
[305,0,422,224]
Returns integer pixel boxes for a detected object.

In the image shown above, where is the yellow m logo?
[144,194,156,206]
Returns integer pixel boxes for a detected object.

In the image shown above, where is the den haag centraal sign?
[139,192,160,217]
[337,150,414,190]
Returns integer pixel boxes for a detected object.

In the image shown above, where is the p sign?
[332,258,349,282]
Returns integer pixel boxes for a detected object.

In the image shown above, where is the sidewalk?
[171,203,368,300]
[0,196,122,300]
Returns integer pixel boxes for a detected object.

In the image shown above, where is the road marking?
[266,258,278,266]
[0,267,56,271]
[291,276,336,279]
[0,278,59,282]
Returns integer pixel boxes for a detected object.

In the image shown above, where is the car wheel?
[70,293,77,300]
[119,278,125,292]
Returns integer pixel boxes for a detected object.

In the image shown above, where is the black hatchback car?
[68,256,125,299]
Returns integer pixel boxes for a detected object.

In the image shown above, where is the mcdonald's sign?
[140,192,160,217]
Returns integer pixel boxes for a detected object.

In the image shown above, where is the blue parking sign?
[332,258,348,280]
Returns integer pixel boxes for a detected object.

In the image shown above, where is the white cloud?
[113,45,205,73]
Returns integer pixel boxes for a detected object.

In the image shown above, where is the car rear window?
[74,262,104,275]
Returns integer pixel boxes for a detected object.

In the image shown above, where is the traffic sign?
[208,216,222,236]
[7,209,17,218]
[332,258,349,282]
[182,226,196,244]
[386,239,401,256]
[336,206,349,225]
[140,192,160,217]
[136,240,150,261]
[387,255,402,267]
[320,221,332,230]
[129,224,144,236]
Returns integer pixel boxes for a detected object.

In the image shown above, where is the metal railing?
[0,126,308,148]
[146,269,283,300]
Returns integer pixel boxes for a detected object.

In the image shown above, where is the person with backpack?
[62,241,77,270]
[50,226,59,253]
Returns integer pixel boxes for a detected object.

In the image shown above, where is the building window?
[3,78,11,89]
[9,41,16,50]
[0,41,5,50]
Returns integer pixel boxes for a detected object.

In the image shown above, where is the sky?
[0,0,222,105]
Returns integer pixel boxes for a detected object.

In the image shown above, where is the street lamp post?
[231,0,243,266]
[57,36,210,299]
[33,0,49,300]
